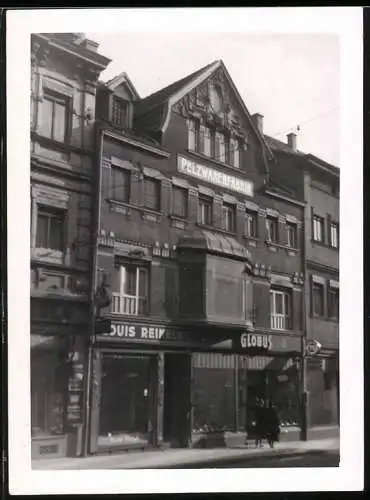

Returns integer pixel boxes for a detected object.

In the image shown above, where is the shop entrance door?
[90,351,158,452]
[163,353,192,448]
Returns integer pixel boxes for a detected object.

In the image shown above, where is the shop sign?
[239,332,273,351]
[99,322,209,345]
[177,155,254,197]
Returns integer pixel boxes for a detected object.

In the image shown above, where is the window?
[330,222,339,248]
[313,215,324,243]
[188,119,198,151]
[111,167,130,203]
[312,281,324,316]
[270,290,291,330]
[222,203,236,233]
[31,335,69,437]
[144,177,161,211]
[328,286,339,319]
[286,222,298,248]
[215,132,226,163]
[36,206,65,251]
[200,125,212,157]
[245,210,258,238]
[39,89,69,143]
[266,217,278,243]
[172,186,188,218]
[112,264,149,315]
[198,195,213,226]
[111,97,127,128]
[229,137,240,168]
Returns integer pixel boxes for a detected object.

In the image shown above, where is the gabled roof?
[105,72,140,101]
[135,60,217,116]
[134,59,274,162]
[265,134,339,177]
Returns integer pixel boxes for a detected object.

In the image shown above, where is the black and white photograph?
[7,7,363,495]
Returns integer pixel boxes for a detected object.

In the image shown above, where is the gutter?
[81,124,104,457]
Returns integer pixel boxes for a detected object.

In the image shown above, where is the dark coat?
[264,407,280,441]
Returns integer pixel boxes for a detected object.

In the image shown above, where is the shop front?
[31,298,88,460]
[88,318,303,453]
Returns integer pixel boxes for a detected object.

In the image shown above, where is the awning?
[177,229,252,262]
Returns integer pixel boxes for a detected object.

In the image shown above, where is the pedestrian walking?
[265,401,280,448]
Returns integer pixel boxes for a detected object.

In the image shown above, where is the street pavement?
[32,437,339,470]
[185,450,340,468]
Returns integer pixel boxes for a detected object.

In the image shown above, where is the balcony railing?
[111,293,147,316]
[270,314,286,330]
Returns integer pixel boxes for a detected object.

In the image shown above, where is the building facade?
[30,33,110,459]
[265,133,340,432]
[86,60,308,454]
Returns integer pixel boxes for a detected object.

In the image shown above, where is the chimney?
[251,113,264,134]
[287,132,297,151]
[79,38,99,52]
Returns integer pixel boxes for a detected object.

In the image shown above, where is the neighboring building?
[266,133,340,432]
[89,60,307,454]
[30,33,110,459]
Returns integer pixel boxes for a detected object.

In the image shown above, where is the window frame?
[286,222,298,249]
[330,221,339,249]
[222,202,236,233]
[115,263,149,316]
[245,210,258,238]
[143,176,161,212]
[313,214,325,243]
[39,88,70,144]
[198,194,213,226]
[35,204,66,253]
[311,280,325,317]
[327,285,339,319]
[111,96,128,128]
[270,289,292,331]
[229,137,240,168]
[172,185,189,219]
[266,216,279,243]
[110,166,131,203]
[187,119,198,151]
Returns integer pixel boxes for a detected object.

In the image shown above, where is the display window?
[31,334,70,437]
[97,353,157,448]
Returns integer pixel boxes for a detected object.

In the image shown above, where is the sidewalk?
[32,437,339,470]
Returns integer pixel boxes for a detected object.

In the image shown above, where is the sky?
[88,32,340,167]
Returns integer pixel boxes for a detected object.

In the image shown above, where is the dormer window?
[111,97,127,128]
